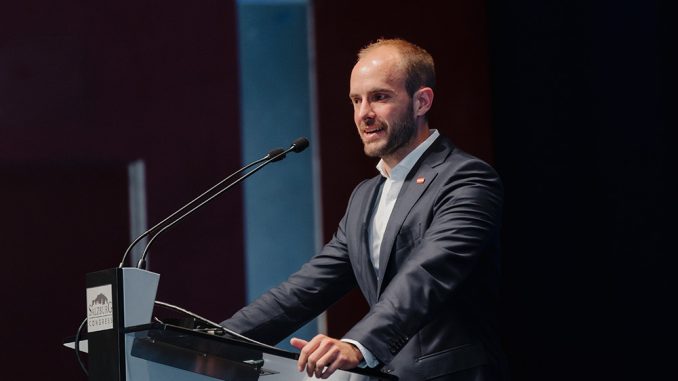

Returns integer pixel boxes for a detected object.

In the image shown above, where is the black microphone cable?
[74,317,88,376]
[153,300,280,351]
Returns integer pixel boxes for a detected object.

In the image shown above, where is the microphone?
[123,137,310,269]
[290,137,309,153]
[118,146,291,268]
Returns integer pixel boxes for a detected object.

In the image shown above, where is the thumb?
[290,337,308,350]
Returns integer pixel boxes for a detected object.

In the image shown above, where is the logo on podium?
[86,284,114,332]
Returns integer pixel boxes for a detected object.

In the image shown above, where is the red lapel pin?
[416,177,425,184]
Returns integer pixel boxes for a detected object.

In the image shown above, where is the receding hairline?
[356,38,436,95]
[357,38,425,58]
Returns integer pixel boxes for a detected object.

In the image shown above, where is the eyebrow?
[348,88,396,99]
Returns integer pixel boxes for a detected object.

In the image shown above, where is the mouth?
[363,125,385,137]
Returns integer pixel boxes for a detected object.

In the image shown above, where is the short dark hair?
[358,38,436,96]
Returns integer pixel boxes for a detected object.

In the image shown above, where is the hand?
[290,334,363,379]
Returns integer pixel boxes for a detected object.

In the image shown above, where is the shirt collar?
[376,129,440,180]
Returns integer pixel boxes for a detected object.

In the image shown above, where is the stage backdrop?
[0,1,243,379]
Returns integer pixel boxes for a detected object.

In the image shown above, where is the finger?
[306,336,331,377]
[290,337,308,350]
[320,359,341,379]
[290,337,309,371]
[315,348,338,379]
[296,335,323,373]
[321,342,361,378]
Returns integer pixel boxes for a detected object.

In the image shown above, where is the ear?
[413,87,434,117]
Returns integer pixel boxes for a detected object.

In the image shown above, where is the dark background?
[1,1,245,379]
[488,1,675,379]
[1,0,674,380]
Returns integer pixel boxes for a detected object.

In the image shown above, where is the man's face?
[349,47,417,161]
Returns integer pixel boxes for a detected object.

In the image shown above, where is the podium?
[65,268,395,380]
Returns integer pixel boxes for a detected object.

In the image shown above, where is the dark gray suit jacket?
[222,136,506,380]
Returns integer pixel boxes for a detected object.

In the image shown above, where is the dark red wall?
[0,1,243,378]
[1,162,130,379]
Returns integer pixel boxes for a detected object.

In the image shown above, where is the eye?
[350,97,361,105]
[372,93,389,102]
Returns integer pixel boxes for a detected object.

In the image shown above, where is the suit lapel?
[376,137,452,296]
[357,176,383,305]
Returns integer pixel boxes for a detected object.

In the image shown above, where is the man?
[222,39,506,380]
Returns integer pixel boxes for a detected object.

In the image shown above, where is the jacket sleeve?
[220,182,367,345]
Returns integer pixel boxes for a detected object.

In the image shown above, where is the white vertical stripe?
[127,160,148,267]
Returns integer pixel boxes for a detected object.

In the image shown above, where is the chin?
[362,143,386,158]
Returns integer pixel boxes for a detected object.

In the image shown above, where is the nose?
[357,101,375,125]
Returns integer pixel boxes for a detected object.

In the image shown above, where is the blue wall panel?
[237,0,317,349]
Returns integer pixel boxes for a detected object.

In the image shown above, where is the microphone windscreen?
[291,137,310,153]
[267,148,286,162]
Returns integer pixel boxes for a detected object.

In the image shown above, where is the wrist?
[347,342,364,361]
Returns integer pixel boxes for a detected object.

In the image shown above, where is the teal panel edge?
[237,2,318,351]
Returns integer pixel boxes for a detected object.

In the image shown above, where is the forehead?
[349,46,406,94]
